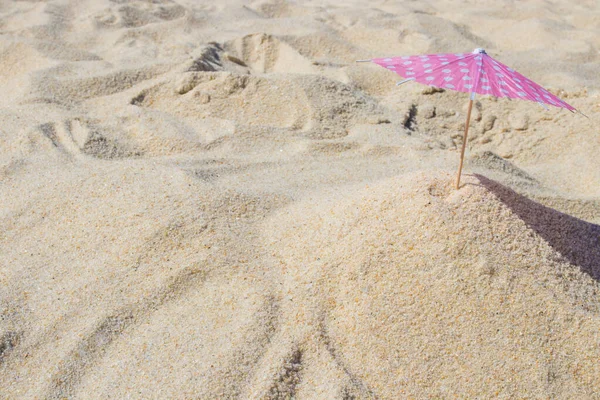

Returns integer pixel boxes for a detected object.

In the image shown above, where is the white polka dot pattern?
[371,52,575,111]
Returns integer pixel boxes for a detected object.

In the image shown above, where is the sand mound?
[133,64,389,140]
[265,172,600,398]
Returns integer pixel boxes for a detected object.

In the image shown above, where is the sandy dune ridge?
[1,0,599,398]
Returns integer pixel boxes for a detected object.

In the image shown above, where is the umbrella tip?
[472,48,487,54]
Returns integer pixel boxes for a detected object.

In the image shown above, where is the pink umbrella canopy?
[366,48,575,111]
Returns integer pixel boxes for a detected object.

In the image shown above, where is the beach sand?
[1,0,599,398]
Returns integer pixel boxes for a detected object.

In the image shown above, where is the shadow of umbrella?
[475,174,600,282]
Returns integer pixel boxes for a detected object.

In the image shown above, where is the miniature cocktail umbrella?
[357,48,581,189]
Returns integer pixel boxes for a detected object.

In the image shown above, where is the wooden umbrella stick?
[455,99,474,189]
